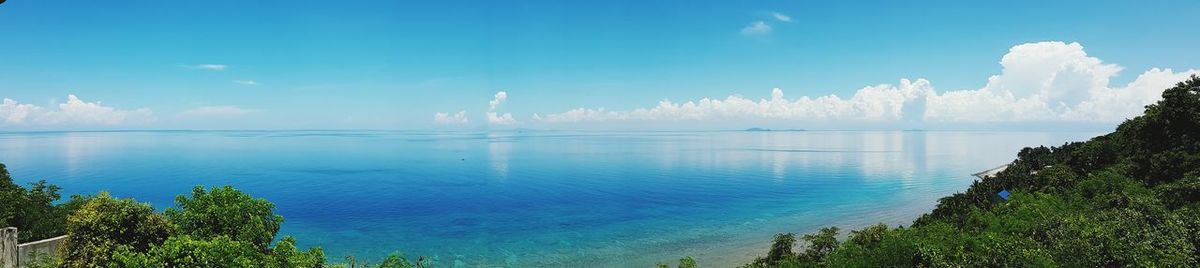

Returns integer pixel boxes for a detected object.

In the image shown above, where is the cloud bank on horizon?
[3,41,1197,130]
[434,110,469,125]
[0,97,259,128]
[526,41,1198,125]
[0,95,154,127]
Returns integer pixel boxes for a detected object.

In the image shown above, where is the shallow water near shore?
[0,130,1100,267]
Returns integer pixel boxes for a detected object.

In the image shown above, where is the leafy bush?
[269,236,326,268]
[334,253,429,268]
[657,256,698,268]
[165,185,284,251]
[0,163,85,242]
[111,235,265,267]
[50,185,327,267]
[62,192,176,267]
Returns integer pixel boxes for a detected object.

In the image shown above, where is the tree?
[765,233,797,265]
[677,256,698,268]
[165,185,283,251]
[0,163,76,242]
[269,236,326,268]
[110,235,264,267]
[62,192,176,267]
[800,227,839,262]
[0,163,23,226]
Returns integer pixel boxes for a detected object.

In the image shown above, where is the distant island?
[744,128,806,132]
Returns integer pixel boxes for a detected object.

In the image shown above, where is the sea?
[0,130,1101,267]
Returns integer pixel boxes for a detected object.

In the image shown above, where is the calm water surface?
[0,130,1100,267]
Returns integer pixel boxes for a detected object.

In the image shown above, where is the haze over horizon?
[2,1,1198,131]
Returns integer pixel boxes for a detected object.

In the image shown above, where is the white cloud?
[534,41,1199,124]
[0,98,41,124]
[487,91,516,125]
[433,110,469,124]
[180,106,256,117]
[234,80,258,86]
[740,21,772,36]
[488,91,507,111]
[923,41,1196,122]
[184,64,228,71]
[487,112,516,125]
[771,12,792,22]
[534,82,930,123]
[0,95,154,126]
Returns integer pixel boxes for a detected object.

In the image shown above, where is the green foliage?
[62,192,176,267]
[740,75,1200,267]
[48,185,326,267]
[166,185,284,250]
[678,256,698,268]
[111,235,264,267]
[336,253,429,268]
[743,233,796,267]
[24,251,61,268]
[765,233,796,265]
[269,236,326,268]
[0,163,83,241]
[374,254,418,268]
[109,234,326,268]
[1155,175,1200,209]
[2,160,335,268]
[847,224,889,247]
[800,227,838,262]
[1115,75,1200,184]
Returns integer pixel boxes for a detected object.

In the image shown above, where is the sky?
[1,0,1199,131]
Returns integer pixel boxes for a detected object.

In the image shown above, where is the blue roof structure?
[997,190,1011,201]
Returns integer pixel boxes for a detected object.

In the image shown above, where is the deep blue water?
[0,130,1100,267]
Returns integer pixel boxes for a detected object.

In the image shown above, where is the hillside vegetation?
[738,76,1200,267]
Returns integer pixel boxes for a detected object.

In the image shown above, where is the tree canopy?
[165,185,284,251]
[0,163,85,242]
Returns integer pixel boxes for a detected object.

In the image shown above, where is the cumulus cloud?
[180,106,255,117]
[488,112,515,125]
[0,95,154,126]
[771,12,792,22]
[487,91,516,125]
[534,82,931,123]
[433,110,469,124]
[488,91,507,110]
[740,21,772,36]
[184,64,228,71]
[0,98,40,125]
[234,80,258,86]
[923,42,1196,122]
[535,41,1199,124]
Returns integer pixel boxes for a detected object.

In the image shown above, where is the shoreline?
[711,164,1012,267]
[972,164,1010,179]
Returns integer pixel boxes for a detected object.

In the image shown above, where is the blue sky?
[1,0,1198,130]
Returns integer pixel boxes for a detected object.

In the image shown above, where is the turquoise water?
[0,130,1100,267]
